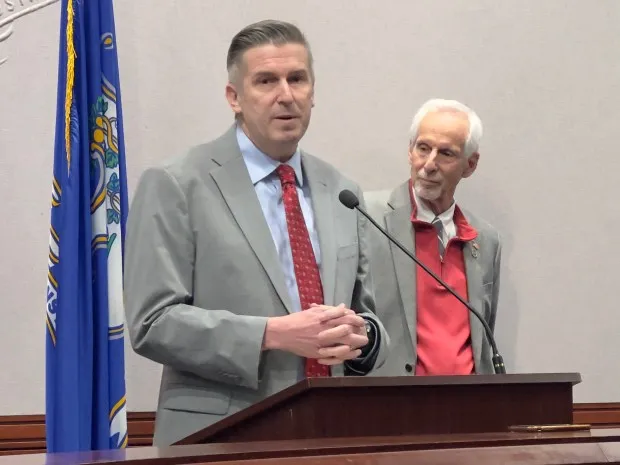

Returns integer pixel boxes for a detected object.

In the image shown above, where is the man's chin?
[272,128,304,144]
[414,184,442,202]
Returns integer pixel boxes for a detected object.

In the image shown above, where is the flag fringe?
[64,0,76,172]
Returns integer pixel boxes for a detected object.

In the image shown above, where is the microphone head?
[339,189,359,209]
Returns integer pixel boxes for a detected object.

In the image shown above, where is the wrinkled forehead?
[240,43,312,77]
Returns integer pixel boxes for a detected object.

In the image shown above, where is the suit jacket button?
[405,363,413,373]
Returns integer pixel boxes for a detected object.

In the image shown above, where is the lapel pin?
[471,241,479,258]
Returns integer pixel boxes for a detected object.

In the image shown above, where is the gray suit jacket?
[124,127,389,446]
[364,181,501,376]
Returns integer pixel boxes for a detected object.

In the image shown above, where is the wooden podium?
[176,373,581,445]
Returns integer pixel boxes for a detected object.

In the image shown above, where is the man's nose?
[276,80,294,103]
[424,150,439,171]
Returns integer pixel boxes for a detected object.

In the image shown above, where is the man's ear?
[407,141,415,166]
[225,82,242,115]
[463,152,480,178]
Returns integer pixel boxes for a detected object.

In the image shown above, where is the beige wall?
[1,0,619,414]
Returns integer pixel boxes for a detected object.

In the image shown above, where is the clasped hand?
[264,303,369,365]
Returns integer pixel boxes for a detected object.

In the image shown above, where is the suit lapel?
[303,155,337,305]
[385,183,418,351]
[210,130,293,313]
[463,240,484,372]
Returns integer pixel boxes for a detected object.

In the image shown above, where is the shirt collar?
[408,179,477,242]
[236,125,304,186]
[411,185,456,226]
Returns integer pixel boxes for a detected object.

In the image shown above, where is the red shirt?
[410,188,478,375]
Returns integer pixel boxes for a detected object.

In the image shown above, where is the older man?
[366,99,501,376]
[124,20,389,445]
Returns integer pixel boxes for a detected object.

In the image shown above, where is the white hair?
[408,99,483,158]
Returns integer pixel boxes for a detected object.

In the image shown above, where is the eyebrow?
[252,71,277,80]
[417,140,462,152]
[288,69,309,77]
[252,69,309,80]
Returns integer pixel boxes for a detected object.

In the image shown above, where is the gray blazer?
[124,127,389,445]
[364,181,501,376]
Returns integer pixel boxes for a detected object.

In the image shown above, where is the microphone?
[339,189,506,374]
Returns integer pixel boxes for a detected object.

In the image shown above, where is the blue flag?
[46,0,128,453]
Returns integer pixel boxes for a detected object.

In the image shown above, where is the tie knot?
[276,164,297,186]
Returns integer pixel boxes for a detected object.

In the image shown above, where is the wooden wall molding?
[1,404,619,455]
[573,403,620,428]
[0,412,155,456]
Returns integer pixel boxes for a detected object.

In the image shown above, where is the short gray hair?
[409,99,483,158]
[226,20,314,83]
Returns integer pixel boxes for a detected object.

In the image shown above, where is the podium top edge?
[304,372,582,388]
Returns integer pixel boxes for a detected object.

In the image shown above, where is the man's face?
[226,43,314,160]
[409,110,479,210]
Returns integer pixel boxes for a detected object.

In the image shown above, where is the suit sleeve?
[488,230,502,333]
[124,167,267,390]
[344,185,390,375]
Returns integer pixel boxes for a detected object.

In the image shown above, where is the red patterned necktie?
[276,164,330,378]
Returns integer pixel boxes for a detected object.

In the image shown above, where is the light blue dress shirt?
[236,126,322,313]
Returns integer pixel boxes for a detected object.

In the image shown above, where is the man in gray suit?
[124,20,389,446]
[365,99,501,376]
